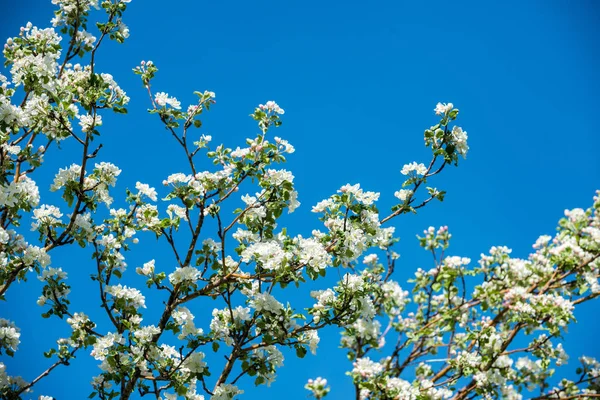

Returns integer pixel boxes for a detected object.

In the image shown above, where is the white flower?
[434,102,453,115]
[135,204,160,229]
[91,332,124,361]
[166,204,188,221]
[401,162,427,176]
[0,228,9,244]
[0,319,20,353]
[1,144,20,155]
[289,190,300,213]
[67,312,93,333]
[50,164,81,191]
[117,20,129,39]
[455,351,482,370]
[451,126,468,157]
[385,378,417,398]
[164,173,192,185]
[263,169,294,186]
[302,330,320,355]
[75,30,96,46]
[136,260,155,276]
[443,256,471,269]
[31,204,63,230]
[154,92,181,109]
[135,182,157,201]
[341,273,364,291]
[94,162,121,186]
[312,199,334,213]
[394,189,413,202]
[183,351,206,373]
[363,254,378,264]
[133,325,160,344]
[584,272,600,293]
[0,175,40,207]
[274,137,295,153]
[241,241,286,271]
[232,306,251,322]
[169,266,201,285]
[78,114,102,132]
[296,236,331,272]
[105,284,146,309]
[212,384,244,400]
[305,377,330,398]
[381,281,409,315]
[74,212,94,238]
[231,146,250,158]
[311,288,337,310]
[23,245,51,267]
[171,307,203,339]
[97,234,120,249]
[259,101,284,115]
[516,357,542,374]
[38,267,67,282]
[352,357,383,379]
[339,183,380,205]
[249,292,284,314]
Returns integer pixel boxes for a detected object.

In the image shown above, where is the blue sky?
[2,0,600,399]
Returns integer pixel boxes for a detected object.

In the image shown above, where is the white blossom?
[0,319,20,353]
[249,292,284,314]
[434,102,453,115]
[155,92,181,109]
[136,260,155,276]
[259,101,284,115]
[401,162,427,176]
[91,332,124,361]
[352,357,383,379]
[212,384,244,400]
[394,189,413,202]
[451,126,469,157]
[77,113,102,132]
[135,182,157,201]
[169,266,201,285]
[105,284,146,309]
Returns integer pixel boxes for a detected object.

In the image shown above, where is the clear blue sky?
[1,0,599,399]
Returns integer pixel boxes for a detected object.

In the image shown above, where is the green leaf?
[296,346,307,359]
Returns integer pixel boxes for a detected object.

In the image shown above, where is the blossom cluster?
[1,2,599,400]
